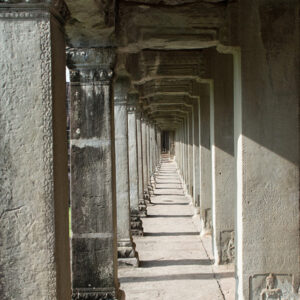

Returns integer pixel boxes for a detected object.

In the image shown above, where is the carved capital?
[67,48,115,83]
[0,0,70,21]
[127,91,139,113]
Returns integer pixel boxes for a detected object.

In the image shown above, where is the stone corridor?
[1,1,300,299]
[119,159,235,300]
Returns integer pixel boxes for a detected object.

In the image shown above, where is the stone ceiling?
[64,0,236,131]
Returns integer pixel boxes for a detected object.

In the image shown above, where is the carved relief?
[220,230,235,264]
[72,289,117,300]
[250,273,296,300]
[260,273,282,300]
[204,208,212,229]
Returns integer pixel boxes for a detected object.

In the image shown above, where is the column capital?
[66,47,115,83]
[127,90,139,113]
[0,0,70,23]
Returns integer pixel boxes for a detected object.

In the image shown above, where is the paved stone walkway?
[119,159,235,300]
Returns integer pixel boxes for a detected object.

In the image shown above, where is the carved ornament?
[72,289,117,300]
[67,48,115,83]
[260,273,282,300]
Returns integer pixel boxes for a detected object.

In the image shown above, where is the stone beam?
[118,1,226,51]
[142,92,197,107]
[134,78,200,97]
[125,50,207,82]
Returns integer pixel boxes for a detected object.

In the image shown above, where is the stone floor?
[119,159,235,300]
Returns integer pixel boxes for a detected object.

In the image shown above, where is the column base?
[143,190,151,204]
[138,198,147,217]
[72,287,124,300]
[148,183,154,196]
[150,176,156,192]
[131,210,144,236]
[118,240,139,268]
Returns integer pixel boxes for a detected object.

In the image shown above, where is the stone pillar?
[193,99,201,215]
[114,73,139,267]
[136,108,147,216]
[233,1,300,298]
[141,116,150,202]
[210,50,235,265]
[68,48,121,299]
[156,128,161,167]
[146,120,153,195]
[127,91,143,236]
[199,83,212,235]
[184,117,189,188]
[188,109,194,197]
[0,2,71,299]
[149,123,156,193]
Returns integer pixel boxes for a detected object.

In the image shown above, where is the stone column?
[184,117,189,188]
[193,99,201,215]
[152,125,157,171]
[146,120,153,195]
[136,108,147,216]
[233,1,300,298]
[199,83,212,235]
[114,73,139,267]
[210,50,235,265]
[127,91,143,236]
[156,128,161,168]
[178,126,183,172]
[141,116,150,202]
[188,109,194,197]
[68,48,121,299]
[149,123,156,193]
[0,3,71,299]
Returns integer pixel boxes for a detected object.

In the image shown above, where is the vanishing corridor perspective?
[0,1,299,300]
[119,158,235,300]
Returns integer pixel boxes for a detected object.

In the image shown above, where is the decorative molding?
[67,48,115,69]
[72,288,118,300]
[69,69,113,83]
[0,0,70,21]
[114,95,127,106]
[127,106,136,113]
[39,18,56,298]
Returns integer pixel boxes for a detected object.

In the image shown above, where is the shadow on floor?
[154,194,185,196]
[153,202,188,206]
[144,232,200,237]
[140,259,213,267]
[147,214,194,218]
[119,272,235,283]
